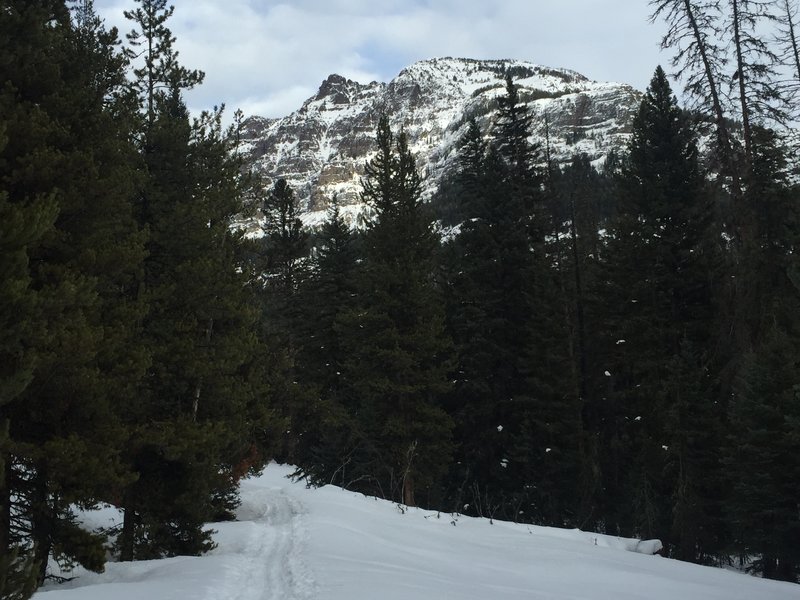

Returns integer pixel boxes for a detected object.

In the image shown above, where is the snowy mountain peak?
[310,73,380,107]
[240,57,643,229]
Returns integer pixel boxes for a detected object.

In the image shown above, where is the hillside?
[36,465,800,600]
[239,57,641,228]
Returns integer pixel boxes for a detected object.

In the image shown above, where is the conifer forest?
[2,0,800,597]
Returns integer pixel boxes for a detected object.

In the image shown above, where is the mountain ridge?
[239,57,642,228]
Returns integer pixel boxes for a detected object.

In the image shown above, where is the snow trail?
[37,464,800,600]
[215,481,316,600]
[35,468,316,600]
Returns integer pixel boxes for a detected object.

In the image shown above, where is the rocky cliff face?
[239,57,642,228]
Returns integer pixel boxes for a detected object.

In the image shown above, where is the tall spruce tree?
[259,177,310,341]
[336,116,453,507]
[599,67,724,560]
[442,80,584,525]
[291,198,363,486]
[118,1,271,560]
[548,154,617,526]
[724,127,800,581]
[252,176,313,463]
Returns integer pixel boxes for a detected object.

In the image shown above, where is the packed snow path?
[36,473,316,600]
[37,464,799,600]
[226,478,316,600]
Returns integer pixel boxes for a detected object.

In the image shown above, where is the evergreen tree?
[1,0,147,585]
[724,127,800,581]
[337,116,453,507]
[442,81,584,525]
[258,177,310,342]
[0,122,55,597]
[247,176,313,464]
[261,179,309,293]
[599,67,725,560]
[123,0,203,130]
[496,73,539,189]
[727,322,800,582]
[291,198,363,486]
[548,154,616,526]
[118,1,272,560]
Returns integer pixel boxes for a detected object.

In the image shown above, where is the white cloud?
[95,0,668,120]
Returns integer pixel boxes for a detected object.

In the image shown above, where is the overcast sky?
[95,1,670,120]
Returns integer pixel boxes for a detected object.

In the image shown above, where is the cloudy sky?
[95,1,670,120]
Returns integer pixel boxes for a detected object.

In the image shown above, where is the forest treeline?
[2,0,800,598]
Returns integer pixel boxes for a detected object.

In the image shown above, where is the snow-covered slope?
[36,464,799,600]
[239,57,641,228]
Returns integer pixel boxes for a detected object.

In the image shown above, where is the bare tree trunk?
[401,441,418,507]
[681,0,738,188]
[31,471,51,585]
[192,316,215,421]
[783,0,800,80]
[119,489,136,561]
[731,0,754,166]
[0,448,9,561]
[402,474,415,507]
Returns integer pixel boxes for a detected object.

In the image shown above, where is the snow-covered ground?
[36,464,799,600]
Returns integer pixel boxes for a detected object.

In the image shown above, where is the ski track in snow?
[35,478,317,600]
[219,484,316,600]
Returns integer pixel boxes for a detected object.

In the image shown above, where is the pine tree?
[123,0,203,130]
[724,127,800,581]
[0,118,58,597]
[261,179,309,294]
[291,198,363,486]
[441,81,585,525]
[118,1,271,560]
[599,67,725,559]
[548,154,617,526]
[496,73,539,189]
[337,116,453,506]
[727,321,800,582]
[1,0,147,585]
[257,177,310,353]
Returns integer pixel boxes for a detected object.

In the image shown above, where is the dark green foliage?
[545,154,616,527]
[247,177,313,465]
[441,82,585,525]
[261,179,310,296]
[123,0,204,128]
[722,129,800,581]
[334,116,454,506]
[119,96,271,559]
[113,0,274,562]
[291,198,363,486]
[442,148,539,519]
[0,0,146,585]
[598,67,725,560]
[495,73,541,204]
[727,322,800,581]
